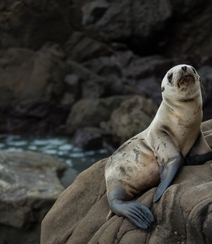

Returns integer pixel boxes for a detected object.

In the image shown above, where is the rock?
[108,95,158,144]
[0,47,67,108]
[0,151,71,244]
[65,31,112,63]
[65,96,131,134]
[73,127,104,150]
[0,47,69,134]
[83,56,122,79]
[0,151,66,229]
[66,59,108,99]
[78,0,212,57]
[1,0,212,138]
[0,0,82,49]
[41,120,212,243]
[198,65,212,121]
[0,224,41,244]
[202,120,212,148]
[83,0,172,55]
[82,0,110,25]
[163,1,212,57]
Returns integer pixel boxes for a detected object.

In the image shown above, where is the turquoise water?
[0,135,108,173]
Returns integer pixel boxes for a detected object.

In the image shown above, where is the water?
[0,134,109,174]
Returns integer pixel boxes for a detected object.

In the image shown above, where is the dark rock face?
[41,120,212,244]
[0,0,82,50]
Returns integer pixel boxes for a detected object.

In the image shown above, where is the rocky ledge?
[41,120,212,244]
[0,151,68,244]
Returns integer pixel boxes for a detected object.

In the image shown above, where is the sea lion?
[105,64,212,229]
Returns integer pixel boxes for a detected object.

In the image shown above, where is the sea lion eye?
[167,73,173,83]
[192,68,197,74]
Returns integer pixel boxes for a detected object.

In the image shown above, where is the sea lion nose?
[181,66,187,72]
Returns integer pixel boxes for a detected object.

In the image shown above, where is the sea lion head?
[161,64,201,102]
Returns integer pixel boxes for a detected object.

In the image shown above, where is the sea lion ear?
[161,87,165,92]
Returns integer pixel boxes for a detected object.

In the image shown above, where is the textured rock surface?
[0,0,82,49]
[41,120,212,244]
[107,96,158,143]
[0,151,66,229]
[66,96,131,134]
[0,151,68,244]
[0,47,69,134]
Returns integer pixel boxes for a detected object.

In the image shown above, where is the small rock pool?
[0,134,109,174]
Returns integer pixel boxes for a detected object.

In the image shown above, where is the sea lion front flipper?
[107,186,154,229]
[153,153,184,202]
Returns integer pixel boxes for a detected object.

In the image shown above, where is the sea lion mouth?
[178,75,195,88]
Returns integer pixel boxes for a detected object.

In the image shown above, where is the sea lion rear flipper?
[153,153,184,202]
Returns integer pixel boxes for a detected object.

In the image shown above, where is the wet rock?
[0,151,66,229]
[41,120,212,244]
[0,151,72,244]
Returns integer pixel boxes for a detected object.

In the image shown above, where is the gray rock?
[0,151,66,229]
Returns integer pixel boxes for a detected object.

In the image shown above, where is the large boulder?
[65,96,131,134]
[107,96,158,144]
[0,151,67,244]
[0,47,68,108]
[0,47,69,134]
[41,120,212,244]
